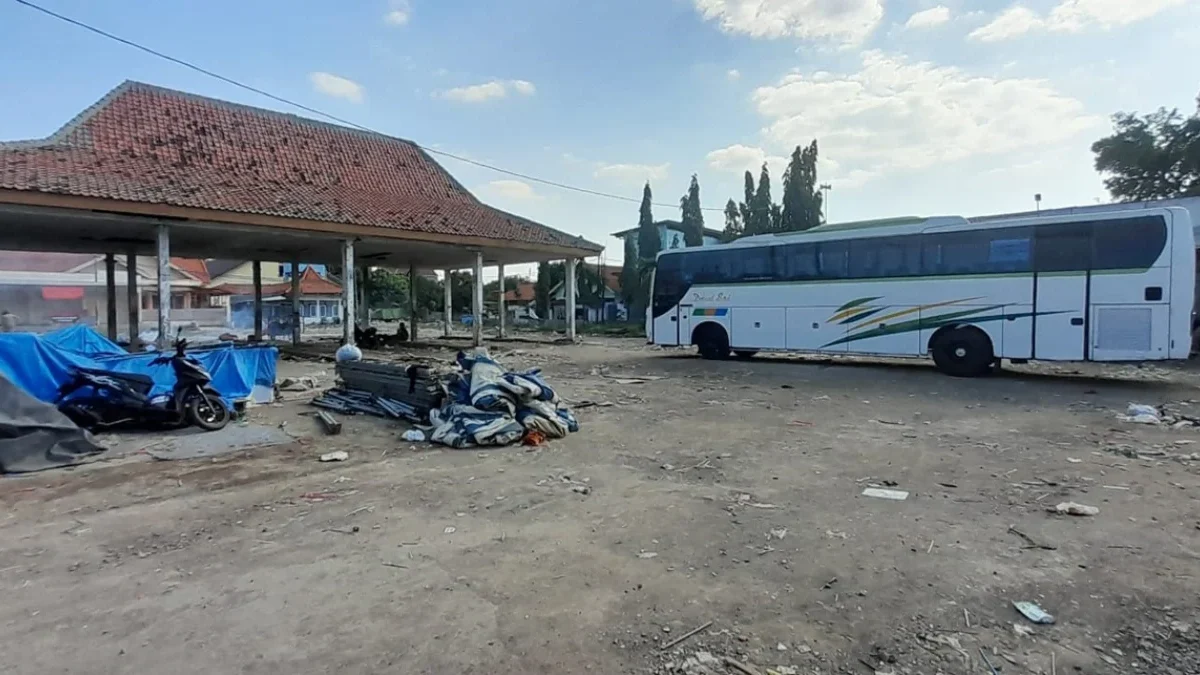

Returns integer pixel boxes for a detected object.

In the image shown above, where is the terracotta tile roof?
[216,266,341,297]
[170,257,209,283]
[0,81,600,253]
[504,281,536,303]
[0,251,98,273]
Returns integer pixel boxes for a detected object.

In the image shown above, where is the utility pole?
[819,183,832,224]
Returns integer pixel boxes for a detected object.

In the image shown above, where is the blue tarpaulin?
[0,326,277,404]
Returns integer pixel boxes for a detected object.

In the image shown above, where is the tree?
[679,174,705,247]
[1092,94,1200,201]
[367,268,408,308]
[744,163,774,235]
[636,182,660,262]
[739,171,754,225]
[535,262,557,319]
[721,198,743,242]
[619,237,638,308]
[780,140,823,232]
[670,233,681,249]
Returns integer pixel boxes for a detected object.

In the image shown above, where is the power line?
[11,0,755,214]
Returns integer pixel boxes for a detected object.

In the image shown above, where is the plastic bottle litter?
[1013,601,1056,624]
[402,429,427,442]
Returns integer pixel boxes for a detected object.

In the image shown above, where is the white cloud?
[904,5,951,29]
[481,180,542,201]
[970,0,1187,41]
[437,79,537,103]
[727,69,741,81]
[594,162,670,186]
[308,72,364,103]
[692,0,884,45]
[509,79,537,96]
[705,144,786,178]
[384,0,410,25]
[749,51,1103,186]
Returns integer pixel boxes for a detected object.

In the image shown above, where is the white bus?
[648,208,1195,376]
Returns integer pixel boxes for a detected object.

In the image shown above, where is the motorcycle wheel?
[186,393,230,431]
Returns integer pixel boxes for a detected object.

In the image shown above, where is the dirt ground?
[2,338,1199,675]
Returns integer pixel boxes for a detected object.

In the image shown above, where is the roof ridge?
[0,81,136,149]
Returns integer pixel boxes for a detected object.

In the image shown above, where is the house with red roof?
[549,263,626,323]
[0,252,227,330]
[503,281,539,322]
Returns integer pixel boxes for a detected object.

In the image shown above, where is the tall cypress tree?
[619,236,638,308]
[780,140,822,232]
[721,198,743,242]
[747,163,774,235]
[738,170,754,226]
[636,182,659,262]
[679,174,705,247]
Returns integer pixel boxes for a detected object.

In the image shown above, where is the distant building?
[503,281,539,322]
[611,220,723,259]
[549,263,625,323]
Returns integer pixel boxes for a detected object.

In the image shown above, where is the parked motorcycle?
[55,333,231,432]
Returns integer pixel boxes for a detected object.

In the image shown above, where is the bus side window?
[775,243,818,281]
[817,242,848,279]
[1092,216,1167,270]
[1034,223,1092,272]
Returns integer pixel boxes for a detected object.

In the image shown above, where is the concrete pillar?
[252,260,263,341]
[443,269,453,337]
[359,265,371,326]
[497,263,506,339]
[155,224,171,351]
[126,250,139,350]
[471,252,484,347]
[408,263,418,341]
[565,257,578,342]
[342,241,356,346]
[104,253,117,341]
[291,261,302,346]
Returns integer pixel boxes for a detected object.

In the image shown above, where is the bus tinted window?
[849,237,921,278]
[817,242,848,278]
[1034,222,1091,272]
[651,254,686,318]
[775,243,818,281]
[923,228,1033,275]
[1092,216,1167,270]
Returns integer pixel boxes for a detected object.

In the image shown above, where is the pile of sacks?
[429,350,579,449]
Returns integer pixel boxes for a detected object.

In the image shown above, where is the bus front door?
[677,303,692,346]
[1033,273,1087,360]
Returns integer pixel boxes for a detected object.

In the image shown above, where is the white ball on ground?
[335,344,363,362]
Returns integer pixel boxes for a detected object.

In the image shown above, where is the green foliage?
[739,171,754,225]
[619,238,638,307]
[743,163,774,235]
[636,182,660,262]
[679,174,705,247]
[1092,94,1200,201]
[534,262,561,319]
[780,140,822,232]
[483,275,521,298]
[367,268,408,307]
[721,199,743,242]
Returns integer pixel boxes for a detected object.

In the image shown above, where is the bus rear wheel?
[694,324,731,360]
[931,327,994,377]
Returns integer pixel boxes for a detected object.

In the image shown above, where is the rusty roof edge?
[483,204,603,252]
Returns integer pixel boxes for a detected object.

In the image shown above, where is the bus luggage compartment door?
[1033,273,1087,361]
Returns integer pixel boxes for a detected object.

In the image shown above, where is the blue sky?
[3,0,1199,275]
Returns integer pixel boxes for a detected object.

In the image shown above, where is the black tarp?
[0,373,103,473]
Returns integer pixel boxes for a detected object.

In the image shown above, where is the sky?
[2,0,1199,277]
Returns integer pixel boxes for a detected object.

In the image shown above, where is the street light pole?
[819,183,832,224]
[1034,193,1042,213]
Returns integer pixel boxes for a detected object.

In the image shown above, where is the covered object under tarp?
[0,373,102,473]
[0,326,277,405]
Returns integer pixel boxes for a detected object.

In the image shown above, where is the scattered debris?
[381,562,408,569]
[315,410,342,435]
[312,388,422,423]
[1013,601,1056,625]
[402,429,427,442]
[279,376,319,392]
[862,487,910,501]
[443,526,456,534]
[937,482,959,489]
[1012,623,1035,637]
[1007,525,1058,550]
[637,551,659,559]
[734,494,778,509]
[570,484,591,495]
[978,647,1001,675]
[723,655,761,675]
[768,528,788,540]
[319,450,349,462]
[658,620,713,651]
[1052,501,1099,516]
[822,576,838,590]
[573,400,615,409]
[873,418,905,426]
